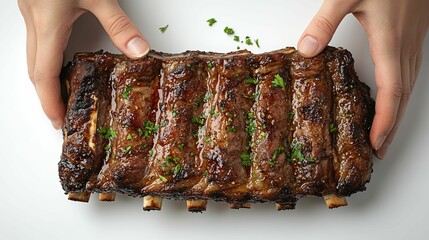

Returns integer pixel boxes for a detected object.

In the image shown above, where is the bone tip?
[143,196,163,211]
[275,203,296,211]
[229,203,251,209]
[99,193,116,202]
[187,200,208,213]
[323,194,348,209]
[68,192,91,202]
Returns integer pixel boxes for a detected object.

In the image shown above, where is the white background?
[1,0,429,239]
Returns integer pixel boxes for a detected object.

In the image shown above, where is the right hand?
[18,0,150,129]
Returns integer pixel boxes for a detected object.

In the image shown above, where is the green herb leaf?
[234,35,240,42]
[329,123,337,133]
[173,164,181,175]
[207,61,213,68]
[178,144,184,151]
[159,175,168,183]
[255,39,260,48]
[224,26,235,35]
[124,146,132,154]
[227,126,237,133]
[245,77,258,85]
[122,85,132,99]
[245,36,253,45]
[159,25,169,33]
[271,146,285,162]
[99,128,117,139]
[148,149,154,157]
[207,18,217,26]
[137,128,143,136]
[272,74,285,90]
[104,145,111,151]
[172,108,179,117]
[240,153,252,166]
[126,133,133,140]
[203,171,208,177]
[143,120,159,137]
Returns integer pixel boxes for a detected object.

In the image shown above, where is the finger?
[18,0,37,83]
[87,0,150,59]
[297,0,354,57]
[375,54,411,159]
[33,25,71,129]
[369,36,402,152]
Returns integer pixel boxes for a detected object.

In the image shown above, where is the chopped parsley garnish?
[240,153,252,166]
[260,131,266,137]
[159,25,169,33]
[148,149,154,157]
[178,144,184,151]
[245,112,256,137]
[234,35,240,42]
[329,123,337,133]
[249,91,259,100]
[122,85,132,99]
[124,146,132,154]
[245,77,258,85]
[237,46,241,50]
[224,26,235,35]
[203,171,208,177]
[98,127,117,139]
[207,18,217,26]
[272,74,285,90]
[245,36,253,45]
[203,92,211,102]
[192,114,207,126]
[172,108,179,117]
[271,146,285,162]
[289,140,304,162]
[126,133,133,140]
[137,128,143,136]
[288,111,295,119]
[143,120,159,137]
[173,164,181,175]
[159,175,168,182]
[227,126,237,133]
[207,61,214,68]
[255,39,260,48]
[104,145,111,151]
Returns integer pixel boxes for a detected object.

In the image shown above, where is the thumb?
[88,0,150,59]
[298,0,352,57]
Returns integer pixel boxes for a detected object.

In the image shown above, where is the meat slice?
[59,51,116,194]
[328,49,374,196]
[96,57,161,196]
[289,51,334,196]
[247,49,296,203]
[200,53,256,201]
[144,55,208,195]
[59,47,375,208]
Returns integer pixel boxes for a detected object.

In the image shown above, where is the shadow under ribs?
[60,47,374,209]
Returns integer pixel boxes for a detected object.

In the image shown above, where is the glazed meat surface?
[60,47,374,205]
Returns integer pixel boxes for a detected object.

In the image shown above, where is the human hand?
[297,0,429,158]
[18,0,150,129]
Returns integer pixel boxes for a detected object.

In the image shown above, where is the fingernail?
[299,35,319,56]
[376,143,390,159]
[126,37,150,58]
[52,120,63,130]
[374,135,387,150]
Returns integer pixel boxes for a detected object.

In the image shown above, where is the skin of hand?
[18,0,150,129]
[298,0,429,159]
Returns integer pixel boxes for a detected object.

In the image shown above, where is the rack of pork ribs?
[59,46,374,211]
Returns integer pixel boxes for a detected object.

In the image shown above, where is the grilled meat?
[59,47,374,208]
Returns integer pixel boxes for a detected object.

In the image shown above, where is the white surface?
[1,0,429,239]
